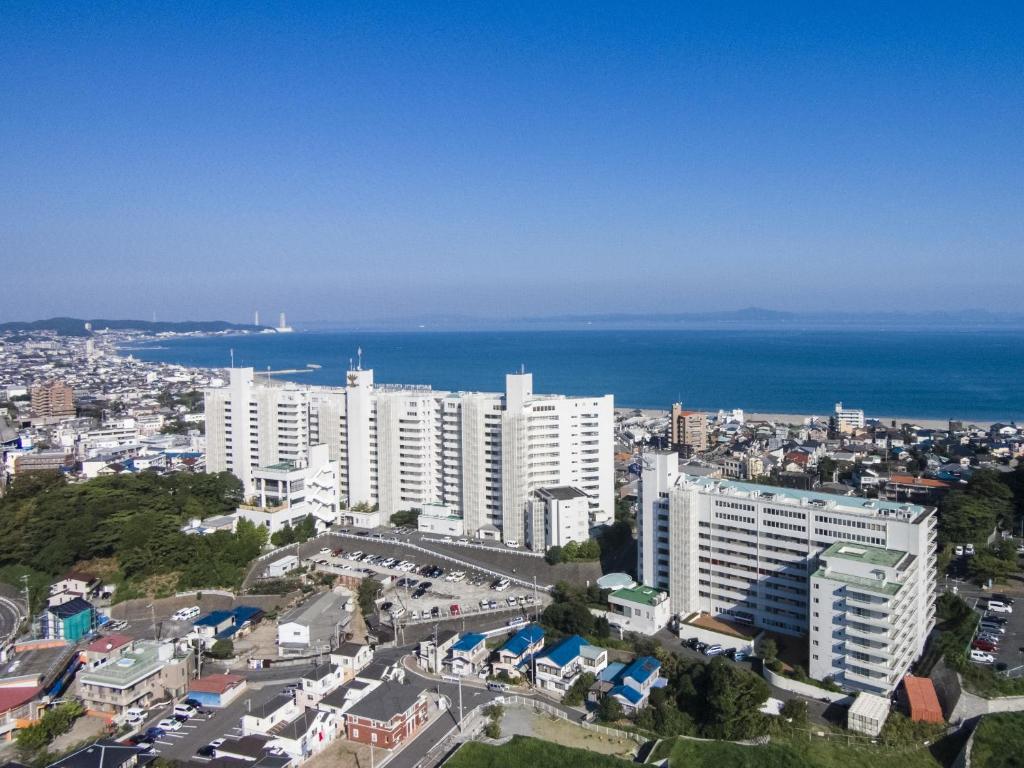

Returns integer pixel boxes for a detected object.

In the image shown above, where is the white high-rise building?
[638,451,937,694]
[205,366,614,544]
[834,402,865,433]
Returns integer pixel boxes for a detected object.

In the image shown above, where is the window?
[371,733,378,743]
[351,728,359,737]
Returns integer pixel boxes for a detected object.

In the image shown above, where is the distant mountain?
[0,317,262,337]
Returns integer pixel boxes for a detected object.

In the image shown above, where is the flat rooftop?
[79,641,176,688]
[678,474,932,521]
[811,568,904,597]
[610,585,666,607]
[821,541,906,568]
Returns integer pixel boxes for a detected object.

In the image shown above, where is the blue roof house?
[447,633,488,676]
[494,624,544,679]
[588,655,662,713]
[533,635,607,699]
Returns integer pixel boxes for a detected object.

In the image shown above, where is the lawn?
[445,737,634,768]
[970,712,1024,768]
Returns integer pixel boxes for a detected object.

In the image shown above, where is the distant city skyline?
[2,3,1021,321]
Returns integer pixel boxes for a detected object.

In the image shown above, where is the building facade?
[637,452,937,694]
[670,404,708,457]
[206,367,614,544]
[31,382,75,419]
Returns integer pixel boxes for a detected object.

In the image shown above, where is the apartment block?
[670,403,708,457]
[834,402,865,433]
[206,366,613,544]
[77,640,192,720]
[637,451,937,694]
[31,382,75,418]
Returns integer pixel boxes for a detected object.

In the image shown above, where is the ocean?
[123,329,1024,421]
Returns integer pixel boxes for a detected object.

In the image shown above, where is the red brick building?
[344,683,429,749]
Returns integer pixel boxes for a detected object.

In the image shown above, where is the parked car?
[954,545,964,557]
[991,594,1015,606]
[973,639,998,652]
[173,703,197,719]
[144,727,166,740]
[450,604,461,616]
[507,616,527,628]
[970,649,995,664]
[196,746,216,758]
[982,613,1009,625]
[965,543,976,556]
[979,623,1006,635]
[986,601,1012,614]
[703,644,724,657]
[157,718,182,732]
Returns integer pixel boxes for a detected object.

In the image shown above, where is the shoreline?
[113,334,1006,429]
[617,407,986,430]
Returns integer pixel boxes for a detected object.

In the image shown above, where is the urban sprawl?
[1,326,1022,768]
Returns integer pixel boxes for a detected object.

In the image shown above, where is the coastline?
[617,407,982,430]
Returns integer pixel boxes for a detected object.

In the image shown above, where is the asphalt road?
[0,590,25,642]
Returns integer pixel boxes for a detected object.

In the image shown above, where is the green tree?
[780,698,808,726]
[597,695,624,722]
[358,578,383,617]
[758,638,778,663]
[563,672,596,706]
[544,545,563,565]
[701,658,770,740]
[207,639,234,659]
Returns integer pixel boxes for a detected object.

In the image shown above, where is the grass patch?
[446,737,634,768]
[971,712,1024,767]
[960,663,1024,698]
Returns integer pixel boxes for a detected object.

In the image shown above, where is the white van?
[173,703,197,719]
[173,606,201,621]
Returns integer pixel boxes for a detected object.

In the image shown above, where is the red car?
[973,639,998,653]
[450,604,461,616]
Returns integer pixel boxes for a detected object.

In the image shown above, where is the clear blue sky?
[1,2,1021,323]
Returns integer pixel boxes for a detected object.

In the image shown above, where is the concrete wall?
[951,688,1024,723]
[762,667,852,704]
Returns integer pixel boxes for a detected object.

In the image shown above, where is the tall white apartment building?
[638,451,936,694]
[833,402,865,433]
[205,367,613,544]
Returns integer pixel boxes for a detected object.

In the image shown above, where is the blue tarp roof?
[597,661,626,682]
[452,633,486,652]
[232,606,263,624]
[500,624,544,657]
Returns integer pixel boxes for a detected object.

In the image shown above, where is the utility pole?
[457,674,464,733]
[433,623,439,675]
[21,575,33,639]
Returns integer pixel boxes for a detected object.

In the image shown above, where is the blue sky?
[1,2,1021,322]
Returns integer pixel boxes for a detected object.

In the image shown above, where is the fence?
[420,536,546,559]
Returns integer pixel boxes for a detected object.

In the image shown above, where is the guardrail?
[420,536,546,559]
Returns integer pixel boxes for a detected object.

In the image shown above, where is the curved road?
[0,584,26,643]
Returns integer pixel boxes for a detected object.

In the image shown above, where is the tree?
[563,672,596,706]
[544,546,563,565]
[358,578,383,617]
[207,639,234,659]
[700,658,770,740]
[597,695,624,722]
[780,698,807,726]
[758,638,778,663]
[817,457,837,483]
[389,509,419,528]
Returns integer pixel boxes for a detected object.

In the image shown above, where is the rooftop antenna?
[230,348,235,368]
[520,363,526,374]
[348,357,353,371]
[357,346,363,370]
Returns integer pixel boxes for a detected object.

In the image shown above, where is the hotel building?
[205,367,613,545]
[638,451,937,695]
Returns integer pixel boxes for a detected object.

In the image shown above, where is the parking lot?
[137,680,297,762]
[961,590,1024,673]
[308,544,548,625]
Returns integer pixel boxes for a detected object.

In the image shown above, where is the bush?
[207,639,234,659]
[483,720,502,739]
[598,696,624,722]
[544,546,563,565]
[16,700,85,754]
[358,578,383,617]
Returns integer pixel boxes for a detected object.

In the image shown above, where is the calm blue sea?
[123,330,1024,421]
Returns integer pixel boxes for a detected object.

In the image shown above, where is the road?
[0,589,25,643]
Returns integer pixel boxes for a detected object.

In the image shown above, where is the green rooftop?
[260,460,298,472]
[821,541,906,568]
[610,585,666,607]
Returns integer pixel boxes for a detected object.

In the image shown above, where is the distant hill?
[0,317,262,337]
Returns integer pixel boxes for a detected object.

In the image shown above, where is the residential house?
[193,606,264,646]
[296,663,343,709]
[48,571,102,608]
[242,694,298,737]
[265,707,338,762]
[446,633,487,676]
[82,634,135,669]
[416,630,459,674]
[187,674,248,708]
[607,586,671,636]
[533,635,608,699]
[344,682,430,749]
[330,642,373,682]
[45,739,154,768]
[40,598,94,643]
[77,640,192,721]
[493,625,544,680]
[277,590,352,657]
[588,656,662,714]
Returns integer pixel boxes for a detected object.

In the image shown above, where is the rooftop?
[678,474,932,521]
[47,739,152,768]
[85,634,134,654]
[345,682,425,723]
[79,642,175,689]
[811,567,904,597]
[822,541,906,568]
[535,486,589,501]
[452,633,486,653]
[610,585,666,607]
[190,674,245,694]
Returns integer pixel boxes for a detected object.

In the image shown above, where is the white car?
[319,546,331,555]
[970,649,995,664]
[125,713,145,728]
[954,545,964,556]
[157,718,182,731]
[965,543,976,556]
[987,602,1013,614]
[505,540,520,548]
[209,739,225,749]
